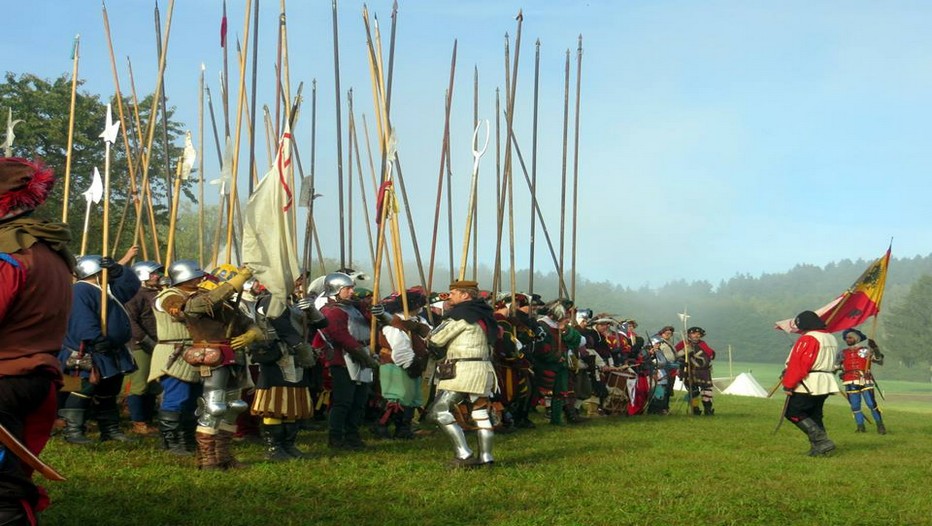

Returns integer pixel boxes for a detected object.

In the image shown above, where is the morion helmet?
[132,261,164,282]
[168,259,206,286]
[323,272,354,297]
[74,255,103,279]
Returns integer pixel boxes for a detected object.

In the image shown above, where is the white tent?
[721,372,769,398]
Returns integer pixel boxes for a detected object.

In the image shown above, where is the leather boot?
[59,408,93,445]
[795,418,835,456]
[158,410,193,456]
[195,432,221,470]
[181,413,198,453]
[702,400,715,416]
[214,429,243,469]
[394,407,416,440]
[856,423,866,433]
[97,409,134,442]
[281,422,308,459]
[262,424,293,462]
[877,422,887,435]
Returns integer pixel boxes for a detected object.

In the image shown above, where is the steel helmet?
[168,259,206,286]
[323,272,354,297]
[132,261,165,282]
[74,255,103,279]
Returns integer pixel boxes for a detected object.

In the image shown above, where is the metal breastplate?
[338,304,370,343]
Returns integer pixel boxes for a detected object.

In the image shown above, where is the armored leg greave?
[472,407,494,465]
[430,391,472,460]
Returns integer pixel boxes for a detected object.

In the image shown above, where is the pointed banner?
[181,131,197,180]
[242,122,298,318]
[83,167,104,204]
[775,247,892,333]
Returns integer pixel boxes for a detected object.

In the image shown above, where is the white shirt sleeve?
[383,325,415,369]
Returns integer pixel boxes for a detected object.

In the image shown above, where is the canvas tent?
[721,372,769,398]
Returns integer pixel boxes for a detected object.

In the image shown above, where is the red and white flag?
[242,121,297,318]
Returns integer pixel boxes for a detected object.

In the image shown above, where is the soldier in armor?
[533,299,581,425]
[782,310,839,456]
[427,280,499,468]
[58,252,140,444]
[251,279,328,460]
[149,260,205,456]
[675,326,717,416]
[0,157,74,523]
[122,260,164,436]
[183,264,262,470]
[374,288,430,440]
[312,272,380,451]
[835,328,887,434]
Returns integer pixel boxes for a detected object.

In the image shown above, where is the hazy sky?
[4,1,930,288]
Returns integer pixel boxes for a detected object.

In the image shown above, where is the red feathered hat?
[0,157,55,219]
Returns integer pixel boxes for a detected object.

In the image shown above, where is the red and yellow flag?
[774,246,891,333]
[821,247,891,333]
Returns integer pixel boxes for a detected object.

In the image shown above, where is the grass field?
[38,384,932,526]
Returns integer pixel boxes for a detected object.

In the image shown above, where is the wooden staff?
[529,38,540,294]
[426,42,456,297]
[274,4,284,141]
[280,6,297,247]
[133,0,176,263]
[301,80,318,274]
[101,4,145,260]
[163,157,184,268]
[472,65,479,280]
[248,0,260,194]
[349,101,376,274]
[198,64,206,267]
[62,35,80,224]
[332,0,347,269]
[558,49,570,294]
[125,58,156,261]
[100,104,119,336]
[225,0,253,264]
[492,11,523,300]
[347,89,355,268]
[570,35,583,301]
[444,113,454,285]
[221,0,230,138]
[154,3,175,206]
[361,115,395,292]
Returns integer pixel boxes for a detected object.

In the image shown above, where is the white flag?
[83,167,104,204]
[242,121,298,318]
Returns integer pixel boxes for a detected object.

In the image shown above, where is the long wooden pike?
[198,64,206,267]
[102,3,144,260]
[361,115,395,292]
[471,65,479,280]
[100,103,119,336]
[154,2,174,206]
[332,0,347,269]
[225,0,252,264]
[426,42,456,297]
[247,0,260,195]
[444,114,454,285]
[348,100,376,274]
[347,89,355,267]
[125,57,158,261]
[221,0,230,137]
[570,35,583,301]
[62,34,80,224]
[301,80,317,274]
[134,0,176,263]
[529,39,540,295]
[492,10,523,299]
[558,48,570,295]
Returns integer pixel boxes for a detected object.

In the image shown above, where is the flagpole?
[62,35,80,224]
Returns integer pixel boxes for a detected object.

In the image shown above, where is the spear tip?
[516,9,523,21]
[392,0,398,13]
[201,62,206,71]
[536,37,541,46]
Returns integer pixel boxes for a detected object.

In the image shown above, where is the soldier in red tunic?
[835,328,886,434]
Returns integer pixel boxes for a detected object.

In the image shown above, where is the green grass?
[39,393,932,526]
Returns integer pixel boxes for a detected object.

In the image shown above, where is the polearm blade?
[0,423,65,481]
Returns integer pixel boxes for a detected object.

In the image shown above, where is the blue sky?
[4,1,931,288]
